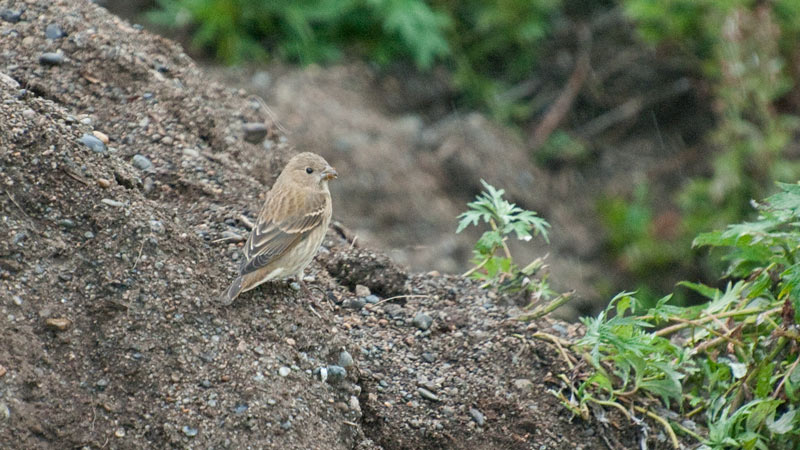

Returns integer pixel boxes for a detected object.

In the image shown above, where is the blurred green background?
[110,0,800,310]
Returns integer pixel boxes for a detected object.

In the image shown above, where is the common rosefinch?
[222,152,337,304]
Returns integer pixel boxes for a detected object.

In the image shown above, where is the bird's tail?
[221,276,243,305]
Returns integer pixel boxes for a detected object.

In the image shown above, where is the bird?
[222,152,337,305]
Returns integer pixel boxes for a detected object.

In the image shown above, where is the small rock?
[84,231,94,239]
[132,154,153,172]
[242,122,268,144]
[418,387,439,402]
[349,395,361,413]
[344,298,366,310]
[289,282,301,291]
[45,317,71,331]
[12,232,27,245]
[338,351,354,368]
[355,284,371,297]
[318,367,328,382]
[182,425,198,437]
[95,378,109,391]
[364,295,380,304]
[39,52,65,66]
[182,148,199,158]
[469,408,485,426]
[149,220,165,234]
[58,219,75,229]
[92,130,109,144]
[442,406,455,417]
[413,312,433,331]
[278,366,291,377]
[513,379,533,390]
[22,109,35,119]
[234,404,248,414]
[101,199,124,208]
[12,296,23,306]
[1,9,22,23]
[97,178,111,188]
[45,23,65,40]
[421,352,436,363]
[79,133,106,153]
[114,428,125,438]
[280,420,292,430]
[0,402,9,421]
[0,365,6,377]
[326,365,346,384]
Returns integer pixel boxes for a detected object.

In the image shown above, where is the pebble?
[421,352,436,363]
[97,178,111,188]
[364,294,380,304]
[39,52,65,66]
[355,284,371,297]
[132,154,153,172]
[12,231,27,244]
[234,404,248,414]
[469,408,485,426]
[349,396,361,412]
[182,147,199,158]
[0,402,9,421]
[101,199,124,208]
[417,387,439,402]
[280,420,292,430]
[513,379,533,390]
[96,379,109,391]
[114,428,125,438]
[22,108,35,119]
[344,298,366,310]
[289,282,301,291]
[58,219,75,229]
[149,220,165,234]
[338,351,354,368]
[182,425,198,437]
[326,365,346,384]
[12,296,23,306]
[45,317,71,331]
[92,130,109,144]
[278,366,291,377]
[45,23,65,40]
[0,365,6,377]
[1,9,22,23]
[79,133,106,153]
[413,312,433,331]
[242,122,268,144]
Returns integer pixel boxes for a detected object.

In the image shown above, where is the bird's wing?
[239,191,328,276]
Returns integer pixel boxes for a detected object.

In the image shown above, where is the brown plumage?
[222,152,337,304]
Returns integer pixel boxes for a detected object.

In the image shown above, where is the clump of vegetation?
[147,0,562,121]
[457,180,570,319]
[554,183,800,448]
[600,1,800,306]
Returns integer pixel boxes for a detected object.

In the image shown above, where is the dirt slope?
[1,1,661,448]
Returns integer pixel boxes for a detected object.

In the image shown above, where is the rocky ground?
[0,1,676,448]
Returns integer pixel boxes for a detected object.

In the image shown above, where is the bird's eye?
[305,167,314,174]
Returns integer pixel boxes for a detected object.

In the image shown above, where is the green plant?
[599,1,800,307]
[553,182,800,448]
[148,0,450,66]
[457,180,570,319]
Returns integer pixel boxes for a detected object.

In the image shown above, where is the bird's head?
[281,152,338,190]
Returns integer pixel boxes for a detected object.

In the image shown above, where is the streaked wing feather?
[239,193,328,276]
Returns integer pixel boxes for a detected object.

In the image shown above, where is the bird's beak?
[322,167,338,181]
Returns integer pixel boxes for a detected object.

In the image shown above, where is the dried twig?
[530,23,592,150]
[238,214,255,231]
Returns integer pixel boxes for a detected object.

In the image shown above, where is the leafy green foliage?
[600,1,800,307]
[148,0,450,66]
[456,180,550,290]
[148,0,562,121]
[562,183,800,448]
